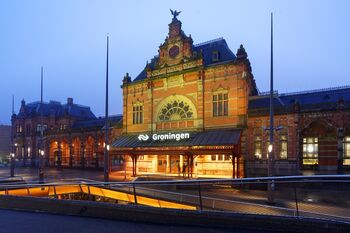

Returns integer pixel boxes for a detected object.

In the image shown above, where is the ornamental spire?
[170,9,181,20]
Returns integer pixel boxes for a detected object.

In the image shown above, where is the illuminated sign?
[138,132,190,142]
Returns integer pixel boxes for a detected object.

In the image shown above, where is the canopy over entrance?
[111,129,241,150]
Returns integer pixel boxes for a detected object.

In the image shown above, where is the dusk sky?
[1,0,349,125]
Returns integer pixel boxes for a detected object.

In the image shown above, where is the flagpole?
[104,35,110,183]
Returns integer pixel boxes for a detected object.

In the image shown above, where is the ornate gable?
[158,10,195,67]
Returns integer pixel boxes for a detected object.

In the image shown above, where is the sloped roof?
[193,38,236,66]
[72,115,122,130]
[132,38,236,83]
[111,129,241,148]
[248,86,350,116]
[17,101,96,120]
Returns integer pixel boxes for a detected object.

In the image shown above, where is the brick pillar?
[337,128,344,174]
[166,155,170,173]
[69,143,73,167]
[81,143,85,168]
[94,139,99,169]
[180,155,183,174]
[57,141,62,169]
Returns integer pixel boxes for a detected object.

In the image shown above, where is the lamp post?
[10,153,15,177]
[39,66,44,183]
[10,143,18,177]
[104,35,110,183]
[267,12,275,204]
[39,149,44,183]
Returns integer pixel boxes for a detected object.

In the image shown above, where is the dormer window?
[212,50,220,62]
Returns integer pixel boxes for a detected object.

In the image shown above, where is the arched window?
[158,100,193,121]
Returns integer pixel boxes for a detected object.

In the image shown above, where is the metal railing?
[0,175,350,223]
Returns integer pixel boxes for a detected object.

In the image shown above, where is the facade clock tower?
[158,10,194,66]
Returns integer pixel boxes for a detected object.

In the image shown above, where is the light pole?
[104,35,110,183]
[267,12,275,204]
[39,66,44,183]
[10,143,18,177]
[10,153,15,177]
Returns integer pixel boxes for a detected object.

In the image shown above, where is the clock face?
[168,45,180,58]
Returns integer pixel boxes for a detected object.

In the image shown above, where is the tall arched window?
[158,100,193,121]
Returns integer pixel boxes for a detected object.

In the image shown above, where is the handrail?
[0,174,350,189]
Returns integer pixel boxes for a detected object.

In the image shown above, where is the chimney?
[67,97,73,105]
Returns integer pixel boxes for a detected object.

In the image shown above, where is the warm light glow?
[14,143,18,147]
[10,153,15,158]
[40,150,44,156]
[268,144,273,153]
[106,145,110,151]
[307,145,314,153]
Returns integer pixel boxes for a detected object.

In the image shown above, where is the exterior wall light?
[268,144,273,153]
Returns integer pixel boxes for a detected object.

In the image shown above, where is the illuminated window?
[302,137,318,165]
[133,105,143,124]
[254,136,262,159]
[213,93,228,117]
[158,100,193,121]
[16,124,23,133]
[210,155,227,161]
[59,124,68,131]
[279,135,288,159]
[344,137,350,165]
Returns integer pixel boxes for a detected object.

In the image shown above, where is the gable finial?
[170,9,181,20]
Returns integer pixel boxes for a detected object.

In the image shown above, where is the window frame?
[213,92,228,117]
[302,137,318,165]
[279,134,288,159]
[132,104,143,124]
[254,136,262,159]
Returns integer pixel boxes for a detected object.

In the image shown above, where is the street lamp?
[39,149,44,183]
[10,143,18,177]
[10,153,15,177]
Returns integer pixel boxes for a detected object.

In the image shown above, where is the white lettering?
[150,132,190,141]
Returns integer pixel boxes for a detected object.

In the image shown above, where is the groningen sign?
[138,132,190,142]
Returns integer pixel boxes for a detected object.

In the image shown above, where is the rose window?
[158,100,193,121]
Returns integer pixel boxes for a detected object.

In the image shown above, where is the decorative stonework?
[158,100,193,121]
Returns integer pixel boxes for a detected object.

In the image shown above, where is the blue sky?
[0,0,349,124]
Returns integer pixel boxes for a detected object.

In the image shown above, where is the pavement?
[0,167,349,223]
[0,209,266,233]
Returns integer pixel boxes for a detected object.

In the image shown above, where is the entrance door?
[157,155,167,172]
[170,155,180,174]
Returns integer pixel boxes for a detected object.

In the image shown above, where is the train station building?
[11,13,350,178]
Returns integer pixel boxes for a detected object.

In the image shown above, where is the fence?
[0,175,349,223]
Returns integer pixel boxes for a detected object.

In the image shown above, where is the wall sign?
[138,132,190,142]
